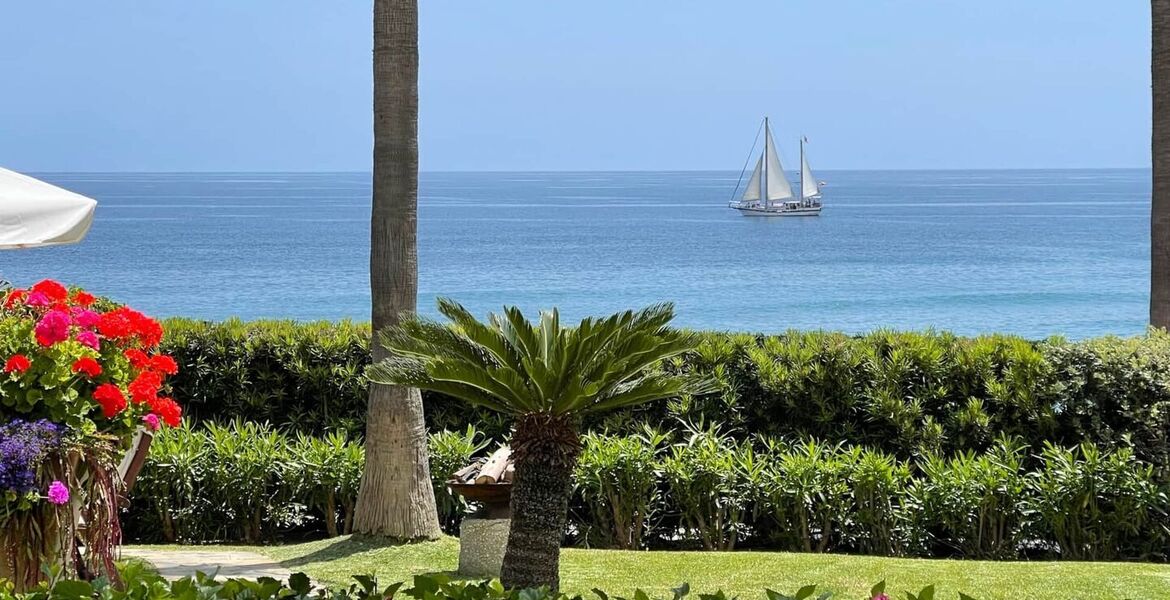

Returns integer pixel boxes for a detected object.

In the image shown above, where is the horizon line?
[16,166,1155,175]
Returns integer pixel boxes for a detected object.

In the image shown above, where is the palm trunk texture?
[353,0,441,539]
[500,414,582,590]
[1153,0,1170,327]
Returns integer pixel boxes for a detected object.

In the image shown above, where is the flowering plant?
[0,280,181,439]
[0,419,63,514]
[0,280,181,589]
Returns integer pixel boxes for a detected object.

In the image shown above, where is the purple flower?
[0,419,61,495]
[142,414,160,432]
[46,480,69,505]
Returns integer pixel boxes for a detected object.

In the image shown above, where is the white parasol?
[0,168,97,249]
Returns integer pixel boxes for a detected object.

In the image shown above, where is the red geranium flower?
[4,355,31,374]
[149,354,178,376]
[93,384,127,418]
[150,396,182,427]
[98,307,163,347]
[71,290,96,307]
[97,308,134,339]
[134,317,164,348]
[128,371,162,404]
[71,357,103,378]
[31,280,68,303]
[3,289,27,309]
[124,348,150,369]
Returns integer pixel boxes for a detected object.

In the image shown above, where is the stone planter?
[458,517,510,577]
[448,455,514,578]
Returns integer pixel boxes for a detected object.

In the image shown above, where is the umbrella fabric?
[0,168,97,249]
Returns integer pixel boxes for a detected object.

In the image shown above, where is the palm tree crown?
[369,298,705,418]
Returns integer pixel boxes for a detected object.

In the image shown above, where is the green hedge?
[158,319,1170,472]
[123,421,485,542]
[123,422,1170,560]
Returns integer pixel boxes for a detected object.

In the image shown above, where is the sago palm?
[369,298,706,590]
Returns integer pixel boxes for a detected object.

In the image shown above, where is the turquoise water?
[0,170,1150,339]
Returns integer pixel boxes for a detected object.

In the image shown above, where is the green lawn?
[130,536,1170,600]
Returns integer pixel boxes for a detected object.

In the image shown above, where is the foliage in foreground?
[0,568,969,600]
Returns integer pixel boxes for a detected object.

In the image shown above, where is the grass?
[129,536,1170,600]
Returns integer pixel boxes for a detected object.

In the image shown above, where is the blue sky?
[0,2,1150,172]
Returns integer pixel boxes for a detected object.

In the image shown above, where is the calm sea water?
[0,170,1150,339]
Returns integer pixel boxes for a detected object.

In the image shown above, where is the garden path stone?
[124,549,295,582]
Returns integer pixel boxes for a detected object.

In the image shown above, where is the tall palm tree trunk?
[353,0,441,539]
[500,414,581,590]
[1153,0,1170,328]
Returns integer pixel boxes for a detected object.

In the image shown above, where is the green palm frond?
[368,299,708,418]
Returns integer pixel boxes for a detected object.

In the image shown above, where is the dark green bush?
[159,320,1170,473]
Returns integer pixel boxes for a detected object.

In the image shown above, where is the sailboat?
[728,117,823,216]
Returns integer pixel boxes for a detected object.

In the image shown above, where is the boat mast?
[762,117,770,209]
[799,135,804,205]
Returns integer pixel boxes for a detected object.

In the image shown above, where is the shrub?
[291,430,364,537]
[125,422,487,542]
[661,430,755,550]
[124,420,1170,561]
[428,426,490,533]
[573,429,668,549]
[1044,332,1170,477]
[841,446,911,556]
[758,440,856,553]
[157,321,1170,476]
[1026,442,1169,560]
[904,438,1027,558]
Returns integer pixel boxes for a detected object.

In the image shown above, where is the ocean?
[0,170,1150,339]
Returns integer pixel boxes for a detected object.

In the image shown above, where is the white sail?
[801,141,820,198]
[765,132,794,201]
[742,156,762,201]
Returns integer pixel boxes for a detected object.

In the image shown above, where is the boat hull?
[730,203,822,217]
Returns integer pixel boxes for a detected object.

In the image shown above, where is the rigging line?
[727,118,765,205]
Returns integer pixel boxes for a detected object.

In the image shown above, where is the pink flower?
[76,330,100,350]
[25,291,51,307]
[72,308,100,329]
[47,481,69,505]
[34,309,71,346]
[143,413,161,431]
[872,595,890,600]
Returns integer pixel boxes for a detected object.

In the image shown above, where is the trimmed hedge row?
[123,422,1170,561]
[123,421,483,543]
[158,319,1170,471]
